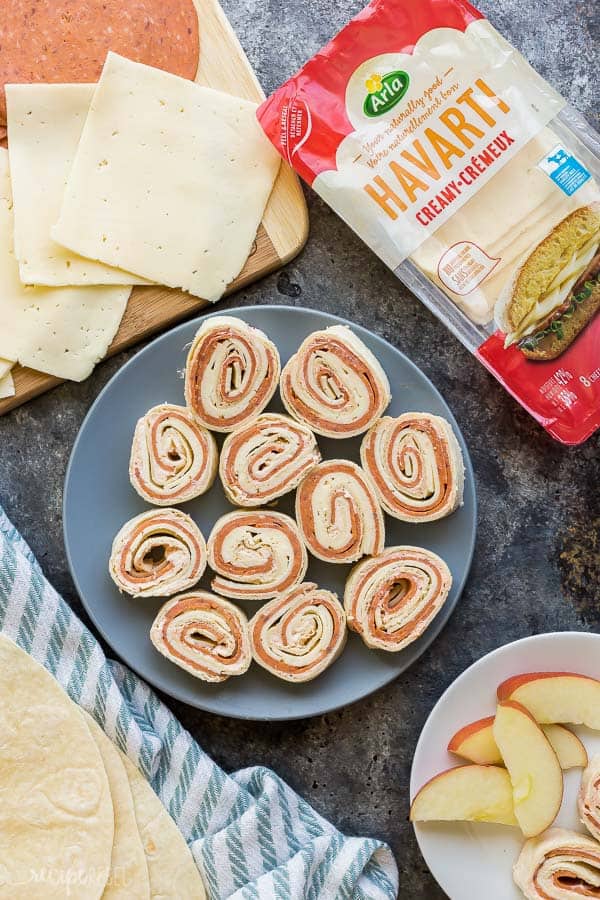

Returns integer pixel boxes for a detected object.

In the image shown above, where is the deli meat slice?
[0,0,200,126]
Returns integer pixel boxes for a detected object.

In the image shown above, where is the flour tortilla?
[82,714,150,899]
[0,635,114,899]
[119,751,206,899]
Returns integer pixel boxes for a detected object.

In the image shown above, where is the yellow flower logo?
[365,74,383,94]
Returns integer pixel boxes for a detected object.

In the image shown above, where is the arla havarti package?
[257,0,600,444]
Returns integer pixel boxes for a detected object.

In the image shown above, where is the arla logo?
[363,71,410,117]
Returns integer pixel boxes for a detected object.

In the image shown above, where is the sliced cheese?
[6,83,149,287]
[0,371,15,399]
[508,236,599,343]
[52,52,281,302]
[0,358,13,380]
[0,149,130,381]
[411,129,600,325]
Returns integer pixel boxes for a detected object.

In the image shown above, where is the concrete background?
[0,1,598,896]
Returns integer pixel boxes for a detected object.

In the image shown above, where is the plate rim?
[410,630,600,897]
[63,303,478,721]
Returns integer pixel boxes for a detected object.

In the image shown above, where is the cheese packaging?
[258,0,600,444]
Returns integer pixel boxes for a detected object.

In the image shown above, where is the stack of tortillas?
[0,634,205,899]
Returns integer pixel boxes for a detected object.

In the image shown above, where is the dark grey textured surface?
[0,1,598,896]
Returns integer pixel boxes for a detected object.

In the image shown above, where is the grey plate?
[64,305,476,721]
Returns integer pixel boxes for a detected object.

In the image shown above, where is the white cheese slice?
[508,237,599,343]
[0,149,130,381]
[0,358,13,380]
[0,371,15,400]
[52,52,281,303]
[6,83,149,287]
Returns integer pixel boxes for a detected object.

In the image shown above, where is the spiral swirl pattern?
[219,413,321,507]
[579,755,600,841]
[207,511,308,600]
[150,592,251,683]
[343,546,451,651]
[360,413,464,522]
[129,403,218,505]
[184,316,280,432]
[280,325,390,438]
[109,508,206,598]
[513,828,600,899]
[295,460,384,563]
[249,582,347,682]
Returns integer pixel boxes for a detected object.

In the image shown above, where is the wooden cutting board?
[0,0,308,415]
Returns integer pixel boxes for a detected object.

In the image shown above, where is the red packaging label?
[257,0,600,444]
[477,320,600,444]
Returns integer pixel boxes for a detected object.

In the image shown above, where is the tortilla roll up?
[513,827,600,899]
[219,413,320,507]
[344,546,452,652]
[129,404,218,506]
[280,326,391,438]
[207,510,308,601]
[249,582,346,683]
[109,509,206,598]
[150,592,251,683]
[360,413,464,523]
[578,754,600,841]
[184,316,280,432]
[295,460,384,564]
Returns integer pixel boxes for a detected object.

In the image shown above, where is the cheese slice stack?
[0,53,281,393]
[6,84,148,287]
[52,52,281,302]
[0,370,14,399]
[0,149,131,381]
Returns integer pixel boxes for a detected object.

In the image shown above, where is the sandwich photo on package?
[257,0,600,444]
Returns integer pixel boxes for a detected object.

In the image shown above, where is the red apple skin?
[409,764,504,820]
[497,698,542,721]
[447,716,495,754]
[497,672,599,701]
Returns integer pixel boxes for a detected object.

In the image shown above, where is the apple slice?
[448,718,587,770]
[409,764,517,826]
[497,672,600,729]
[493,700,563,837]
[543,724,588,770]
[448,716,503,765]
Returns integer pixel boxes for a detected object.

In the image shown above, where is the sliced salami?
[0,0,200,125]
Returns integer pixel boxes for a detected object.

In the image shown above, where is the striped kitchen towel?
[0,505,398,900]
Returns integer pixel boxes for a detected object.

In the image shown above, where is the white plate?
[410,631,600,900]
